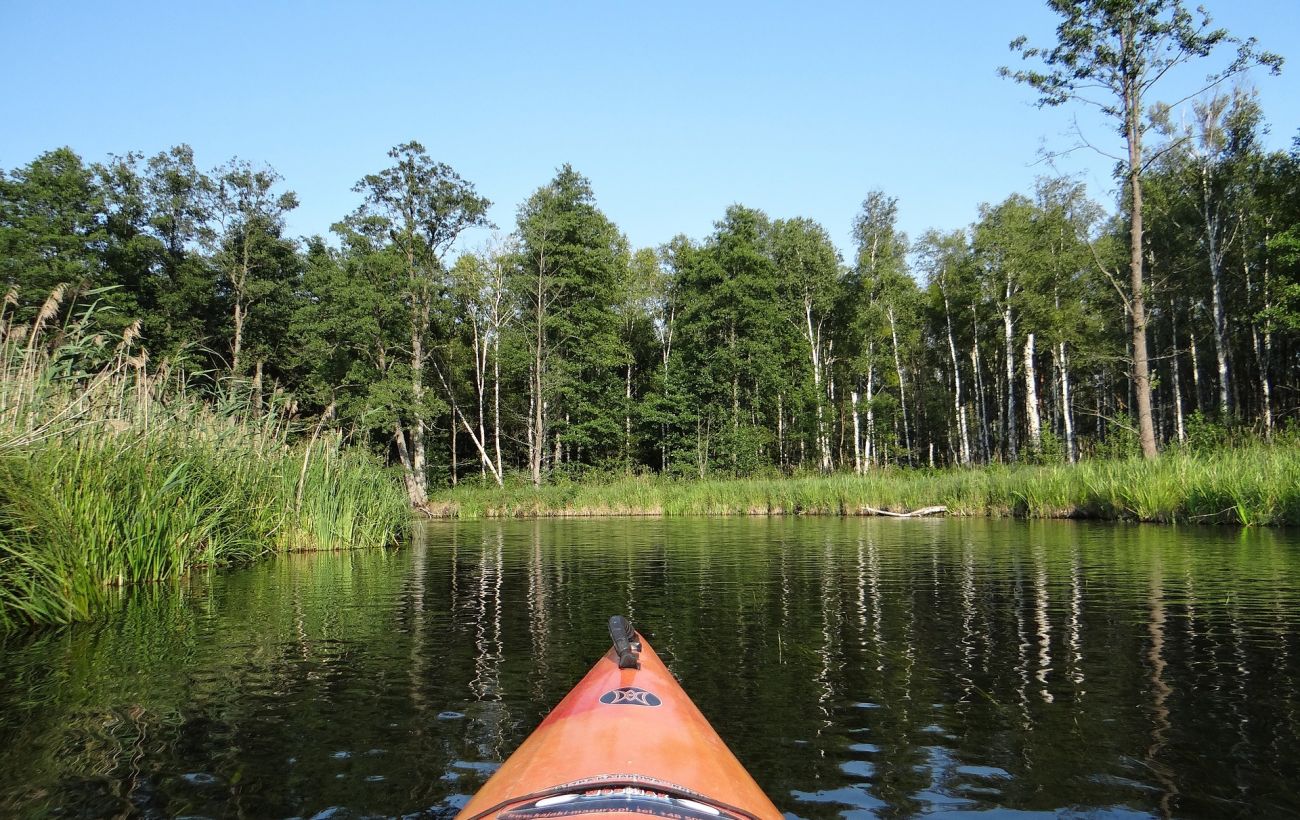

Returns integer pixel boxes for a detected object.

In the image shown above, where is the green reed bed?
[0,289,408,630]
[438,444,1300,526]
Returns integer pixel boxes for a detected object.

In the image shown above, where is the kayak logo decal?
[599,686,662,707]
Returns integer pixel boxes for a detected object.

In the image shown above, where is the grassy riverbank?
[436,444,1300,526]
[0,291,409,630]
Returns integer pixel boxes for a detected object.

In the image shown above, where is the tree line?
[3,9,1295,505]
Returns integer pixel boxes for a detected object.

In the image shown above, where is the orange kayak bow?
[456,617,782,820]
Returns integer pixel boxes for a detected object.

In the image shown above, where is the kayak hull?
[455,635,781,820]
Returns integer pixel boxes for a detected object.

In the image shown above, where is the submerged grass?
[0,289,409,631]
[438,445,1300,527]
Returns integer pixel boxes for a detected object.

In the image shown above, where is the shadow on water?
[1,518,1298,818]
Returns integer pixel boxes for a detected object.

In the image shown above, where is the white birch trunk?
[864,358,876,468]
[1024,332,1041,456]
[803,297,831,473]
[1189,324,1203,412]
[471,319,487,478]
[851,390,862,474]
[1252,250,1274,439]
[450,405,502,486]
[971,306,990,463]
[1259,330,1273,438]
[777,392,785,469]
[493,337,503,479]
[526,376,537,484]
[1208,234,1231,417]
[1056,341,1077,462]
[1202,163,1232,417]
[887,306,911,464]
[1002,299,1017,461]
[942,290,970,464]
[1170,306,1186,444]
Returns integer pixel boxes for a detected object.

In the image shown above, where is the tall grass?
[438,445,1300,527]
[0,288,409,631]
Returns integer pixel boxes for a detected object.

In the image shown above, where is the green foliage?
[1183,410,1228,453]
[844,191,919,462]
[0,292,408,631]
[667,205,807,474]
[0,148,107,309]
[1094,413,1141,461]
[1004,0,1283,459]
[515,164,628,467]
[206,159,301,375]
[1003,1,1281,117]
[1035,429,1065,464]
[1267,222,1300,333]
[5,119,1300,496]
[292,232,409,431]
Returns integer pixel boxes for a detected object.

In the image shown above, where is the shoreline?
[428,446,1300,527]
[420,505,1250,523]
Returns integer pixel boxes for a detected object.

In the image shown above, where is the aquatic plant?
[0,290,409,630]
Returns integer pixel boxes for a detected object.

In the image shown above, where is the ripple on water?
[955,765,1012,780]
[839,760,876,779]
[452,760,501,773]
[912,789,977,810]
[178,772,221,787]
[1086,773,1161,793]
[791,786,886,811]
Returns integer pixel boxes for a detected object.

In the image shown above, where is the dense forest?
[5,57,1300,505]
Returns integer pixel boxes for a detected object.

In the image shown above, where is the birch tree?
[973,195,1035,460]
[1035,178,1103,463]
[851,192,914,465]
[1004,0,1281,458]
[1153,88,1264,418]
[772,217,840,473]
[445,241,514,486]
[916,229,973,464]
[618,248,662,471]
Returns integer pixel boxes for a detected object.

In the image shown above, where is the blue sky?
[3,1,1298,260]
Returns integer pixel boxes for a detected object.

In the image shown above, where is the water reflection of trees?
[2,520,1298,817]
[0,549,455,817]
[437,519,1300,817]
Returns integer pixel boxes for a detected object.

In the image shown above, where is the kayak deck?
[456,619,781,820]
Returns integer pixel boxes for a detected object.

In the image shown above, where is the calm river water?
[1,519,1298,818]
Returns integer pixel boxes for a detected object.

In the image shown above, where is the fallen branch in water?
[858,505,947,518]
